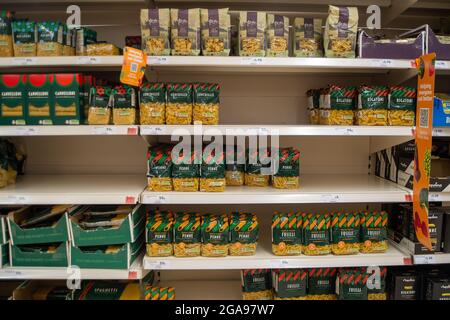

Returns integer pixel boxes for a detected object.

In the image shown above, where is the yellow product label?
[119,283,142,300]
[2,105,23,116]
[29,104,50,116]
[55,103,77,116]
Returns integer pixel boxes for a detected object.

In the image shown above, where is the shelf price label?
[334,127,355,135]
[1,195,29,204]
[143,194,169,204]
[145,260,170,270]
[76,56,101,64]
[142,126,167,135]
[429,193,440,202]
[14,127,37,136]
[435,61,448,69]
[320,194,340,203]
[92,126,115,135]
[414,255,435,265]
[12,57,37,65]
[241,57,264,65]
[148,56,169,65]
[373,59,393,68]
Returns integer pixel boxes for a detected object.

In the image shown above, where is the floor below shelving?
[159,280,242,300]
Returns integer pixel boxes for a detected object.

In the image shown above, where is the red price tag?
[128,271,138,279]
[127,127,138,135]
[125,196,135,204]
[404,194,413,202]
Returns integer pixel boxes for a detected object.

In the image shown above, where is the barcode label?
[419,108,429,128]
[130,62,138,72]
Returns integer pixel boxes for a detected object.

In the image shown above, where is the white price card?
[321,194,340,203]
[0,270,23,279]
[414,255,435,265]
[334,127,355,135]
[142,126,167,135]
[269,259,290,268]
[76,56,101,64]
[429,193,441,202]
[12,57,37,65]
[145,260,170,270]
[375,59,393,67]
[14,127,37,136]
[148,57,169,65]
[5,195,29,204]
[241,57,264,65]
[435,61,449,69]
[258,127,270,135]
[143,194,169,204]
[92,126,115,135]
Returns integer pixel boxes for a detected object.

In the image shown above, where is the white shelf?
[141,174,411,204]
[0,175,146,205]
[144,242,410,270]
[0,125,139,137]
[140,125,415,137]
[413,253,450,265]
[0,56,123,69]
[159,280,242,300]
[0,258,147,280]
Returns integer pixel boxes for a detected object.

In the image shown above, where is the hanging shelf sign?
[413,53,436,251]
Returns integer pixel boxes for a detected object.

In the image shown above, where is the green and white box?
[10,242,70,267]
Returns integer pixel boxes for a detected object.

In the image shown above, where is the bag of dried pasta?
[172,147,200,192]
[337,268,368,300]
[356,85,389,126]
[273,269,308,300]
[245,148,271,187]
[294,18,323,57]
[303,213,331,255]
[86,43,120,56]
[166,83,193,124]
[331,212,360,255]
[144,286,175,300]
[170,8,201,56]
[273,147,300,189]
[87,85,112,125]
[0,11,14,57]
[367,267,387,300]
[37,21,63,56]
[147,144,173,191]
[200,147,225,192]
[12,20,37,57]
[320,85,357,125]
[307,268,337,300]
[388,86,416,126]
[139,83,166,125]
[225,144,245,186]
[201,214,229,257]
[229,212,259,256]
[324,5,358,58]
[272,212,302,256]
[146,210,174,257]
[174,212,201,257]
[200,8,231,56]
[112,85,137,125]
[193,83,220,125]
[141,9,170,56]
[360,211,388,253]
[307,89,321,124]
[241,269,273,300]
[238,11,266,57]
[266,14,289,57]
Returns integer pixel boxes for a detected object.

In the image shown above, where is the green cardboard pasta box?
[0,243,9,267]
[26,74,54,125]
[69,204,145,247]
[10,242,70,267]
[52,73,85,125]
[0,74,27,125]
[7,205,72,246]
[70,234,144,269]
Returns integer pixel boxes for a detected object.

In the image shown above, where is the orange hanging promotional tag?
[413,53,436,251]
[120,46,147,87]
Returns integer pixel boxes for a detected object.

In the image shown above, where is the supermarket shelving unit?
[1,0,450,300]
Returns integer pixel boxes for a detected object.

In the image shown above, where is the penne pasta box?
[7,205,73,246]
[69,204,145,247]
[10,242,70,267]
[70,234,144,269]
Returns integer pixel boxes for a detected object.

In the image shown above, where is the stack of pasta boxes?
[146,211,259,258]
[0,73,94,125]
[307,84,416,126]
[147,144,300,192]
[0,204,144,269]
[271,211,389,257]
[241,267,388,300]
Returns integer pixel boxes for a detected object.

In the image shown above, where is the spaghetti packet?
[272,212,302,256]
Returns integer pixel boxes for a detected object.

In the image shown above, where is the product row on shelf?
[1,264,449,300]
